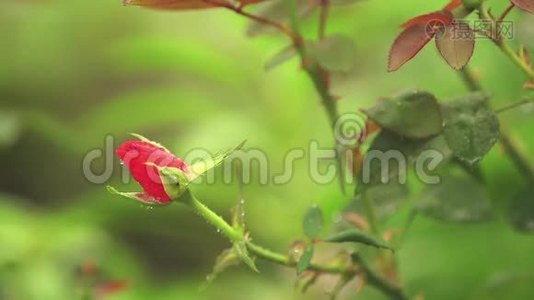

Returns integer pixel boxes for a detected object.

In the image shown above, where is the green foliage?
[415,172,494,223]
[508,185,534,232]
[441,92,500,165]
[302,205,324,239]
[364,90,443,139]
[325,229,392,250]
[308,35,357,72]
[296,245,314,274]
[2,0,534,299]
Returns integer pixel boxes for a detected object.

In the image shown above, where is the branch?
[495,97,534,114]
[318,0,330,40]
[202,0,299,42]
[187,194,407,299]
[457,59,534,183]
[498,3,515,21]
[193,3,402,298]
[477,4,534,80]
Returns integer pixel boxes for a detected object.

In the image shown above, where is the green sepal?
[203,241,258,287]
[106,186,162,206]
[189,140,246,182]
[145,163,191,201]
[204,248,241,286]
[130,133,171,152]
[233,240,259,273]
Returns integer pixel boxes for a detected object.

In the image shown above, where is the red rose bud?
[444,0,462,11]
[115,137,189,205]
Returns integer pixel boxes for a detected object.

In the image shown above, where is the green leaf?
[364,90,443,139]
[359,130,452,186]
[324,229,392,250]
[355,131,452,219]
[352,182,409,220]
[264,45,297,71]
[233,240,259,273]
[415,172,493,223]
[508,186,534,233]
[188,140,246,182]
[441,93,500,164]
[302,205,324,239]
[308,35,356,72]
[296,245,315,274]
[440,92,500,165]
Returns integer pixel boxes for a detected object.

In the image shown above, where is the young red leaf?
[435,22,475,70]
[388,24,433,72]
[124,0,266,10]
[401,11,453,29]
[444,0,462,11]
[511,0,534,14]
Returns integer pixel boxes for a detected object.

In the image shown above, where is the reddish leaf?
[95,280,129,297]
[435,22,475,70]
[444,0,462,11]
[124,0,266,10]
[512,0,534,14]
[401,11,453,30]
[388,24,433,72]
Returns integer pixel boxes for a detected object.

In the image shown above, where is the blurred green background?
[1,0,534,299]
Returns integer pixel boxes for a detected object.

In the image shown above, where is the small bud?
[112,135,189,205]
